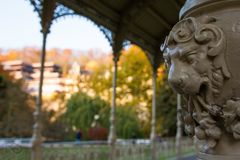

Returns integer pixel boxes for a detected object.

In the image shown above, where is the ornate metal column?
[31,29,47,160]
[162,0,240,159]
[29,2,75,159]
[108,33,123,160]
[150,67,157,160]
[146,52,161,160]
[176,94,182,160]
[29,1,56,160]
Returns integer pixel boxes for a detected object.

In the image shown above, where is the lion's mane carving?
[161,17,240,150]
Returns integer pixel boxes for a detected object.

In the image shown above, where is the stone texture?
[162,0,240,158]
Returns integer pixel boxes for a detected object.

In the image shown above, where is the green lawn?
[0,145,195,160]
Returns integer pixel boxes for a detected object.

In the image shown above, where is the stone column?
[162,0,240,159]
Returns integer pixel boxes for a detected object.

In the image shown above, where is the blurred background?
[0,0,196,160]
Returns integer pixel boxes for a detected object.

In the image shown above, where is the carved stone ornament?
[162,0,240,158]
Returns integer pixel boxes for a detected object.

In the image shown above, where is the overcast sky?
[0,0,112,52]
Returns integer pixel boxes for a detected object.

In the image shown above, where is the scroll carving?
[161,16,240,150]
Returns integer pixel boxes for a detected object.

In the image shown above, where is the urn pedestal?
[162,0,240,159]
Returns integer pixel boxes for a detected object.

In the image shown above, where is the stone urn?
[162,0,240,159]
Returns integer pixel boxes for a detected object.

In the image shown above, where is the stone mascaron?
[162,0,240,157]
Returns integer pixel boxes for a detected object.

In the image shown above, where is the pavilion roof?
[32,0,185,64]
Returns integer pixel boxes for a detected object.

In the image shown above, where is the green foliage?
[117,46,152,106]
[86,46,154,137]
[0,45,179,139]
[78,46,179,137]
[62,92,143,139]
[156,71,177,136]
[0,68,34,137]
[115,106,143,138]
[63,92,110,139]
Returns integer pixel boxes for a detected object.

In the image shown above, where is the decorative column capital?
[40,0,56,34]
[112,32,124,62]
[29,0,75,34]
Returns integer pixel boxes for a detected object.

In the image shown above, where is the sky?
[0,0,112,53]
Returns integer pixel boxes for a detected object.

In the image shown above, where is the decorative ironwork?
[53,3,75,20]
[28,0,42,18]
[98,25,114,47]
[28,0,114,47]
[28,0,75,22]
[122,40,131,48]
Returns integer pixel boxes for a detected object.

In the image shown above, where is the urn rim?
[180,0,240,19]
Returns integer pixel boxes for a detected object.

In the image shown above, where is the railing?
[0,137,195,160]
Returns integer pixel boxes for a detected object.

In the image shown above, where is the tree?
[156,68,177,136]
[62,92,110,140]
[80,45,179,137]
[62,92,143,140]
[0,45,179,139]
[0,66,34,137]
[86,46,154,135]
[115,106,143,138]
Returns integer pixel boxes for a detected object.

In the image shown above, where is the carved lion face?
[162,17,234,149]
[162,17,230,98]
[165,41,211,95]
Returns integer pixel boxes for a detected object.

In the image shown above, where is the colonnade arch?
[24,0,185,160]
